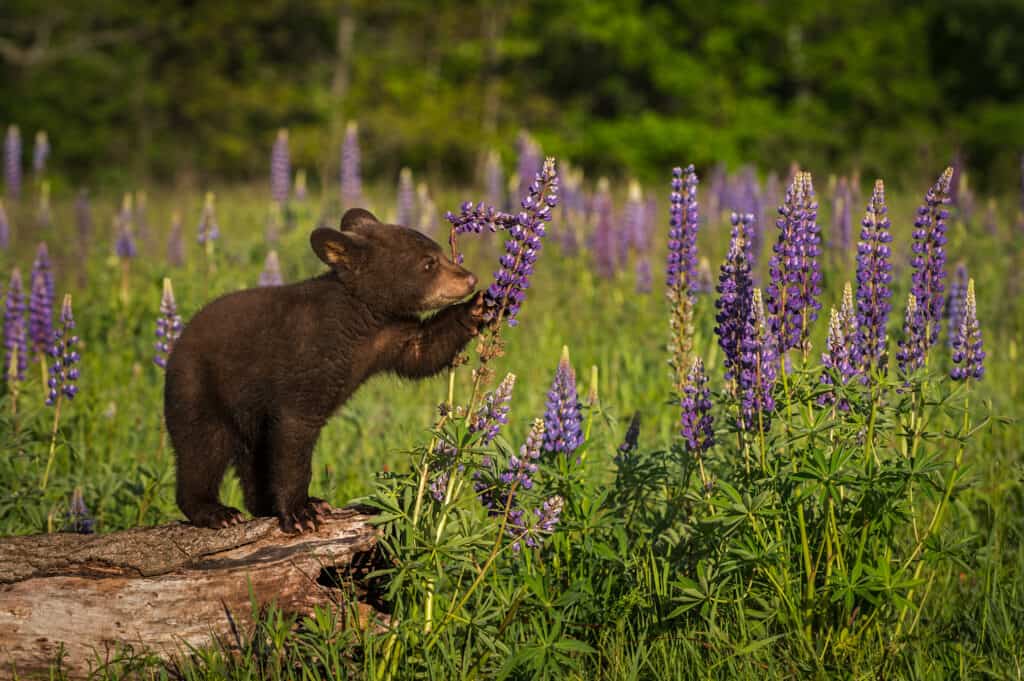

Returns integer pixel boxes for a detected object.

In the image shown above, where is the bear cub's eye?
[423,256,438,272]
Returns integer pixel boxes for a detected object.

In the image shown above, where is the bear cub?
[164,208,485,532]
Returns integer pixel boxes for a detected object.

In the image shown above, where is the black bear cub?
[165,208,484,532]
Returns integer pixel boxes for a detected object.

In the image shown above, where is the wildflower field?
[1,122,1023,680]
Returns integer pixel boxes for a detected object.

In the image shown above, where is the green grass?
[1,173,1022,679]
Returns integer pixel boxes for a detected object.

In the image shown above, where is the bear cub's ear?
[340,208,380,231]
[310,228,370,267]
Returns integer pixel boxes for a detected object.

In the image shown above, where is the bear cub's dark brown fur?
[164,208,484,532]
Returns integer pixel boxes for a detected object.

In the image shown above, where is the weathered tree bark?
[0,507,382,679]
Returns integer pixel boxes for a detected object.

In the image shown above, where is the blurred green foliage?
[1,0,1023,188]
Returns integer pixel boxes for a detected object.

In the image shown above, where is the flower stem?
[40,394,63,491]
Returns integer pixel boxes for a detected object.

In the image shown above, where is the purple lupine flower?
[854,180,894,373]
[75,190,92,249]
[714,213,755,381]
[66,487,95,534]
[294,169,307,201]
[115,216,138,259]
[945,262,967,348]
[32,131,49,178]
[620,180,645,264]
[197,192,220,245]
[485,149,505,210]
[429,437,460,502]
[833,176,852,253]
[542,346,583,455]
[679,357,714,454]
[154,278,182,369]
[765,171,823,355]
[258,249,283,287]
[481,157,558,327]
[896,293,927,376]
[28,241,54,348]
[909,167,953,348]
[340,121,362,208]
[167,210,185,266]
[271,128,290,204]
[28,268,53,356]
[396,167,416,227]
[950,279,984,381]
[558,166,582,255]
[447,201,517,239]
[5,125,21,199]
[3,268,28,381]
[0,200,9,249]
[469,372,516,445]
[509,494,563,552]
[417,182,436,236]
[46,294,80,405]
[592,178,616,279]
[515,130,541,200]
[666,165,700,296]
[616,411,641,461]
[474,417,545,513]
[819,284,859,406]
[738,288,778,432]
[635,257,652,293]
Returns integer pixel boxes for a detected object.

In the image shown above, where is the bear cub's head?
[311,208,478,318]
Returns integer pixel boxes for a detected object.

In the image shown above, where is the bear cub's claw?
[192,505,245,529]
[279,497,334,534]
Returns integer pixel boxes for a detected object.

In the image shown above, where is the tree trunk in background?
[0,507,382,680]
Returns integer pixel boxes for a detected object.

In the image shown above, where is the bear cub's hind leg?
[268,414,334,533]
[174,416,245,529]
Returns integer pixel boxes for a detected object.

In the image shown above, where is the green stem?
[40,394,63,491]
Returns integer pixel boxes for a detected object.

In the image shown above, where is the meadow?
[1,129,1023,679]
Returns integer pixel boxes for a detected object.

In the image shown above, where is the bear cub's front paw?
[458,291,488,334]
[278,497,334,534]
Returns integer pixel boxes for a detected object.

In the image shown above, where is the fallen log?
[0,507,383,679]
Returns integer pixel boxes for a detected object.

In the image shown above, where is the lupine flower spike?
[3,269,28,381]
[469,373,516,445]
[819,286,859,407]
[909,167,953,348]
[341,121,362,207]
[167,210,185,266]
[945,263,968,347]
[41,294,79,490]
[592,178,616,279]
[679,357,714,454]
[950,279,984,381]
[896,293,927,376]
[259,250,283,287]
[715,213,755,384]
[197,192,220,245]
[667,166,700,386]
[66,488,95,534]
[36,181,52,228]
[154,278,183,369]
[5,125,21,199]
[46,294,79,406]
[271,128,290,204]
[765,171,822,357]
[854,180,893,374]
[417,183,436,236]
[542,346,583,456]
[33,131,49,178]
[397,167,416,227]
[0,200,9,249]
[28,268,53,356]
[294,169,307,201]
[738,288,778,433]
[481,157,558,327]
